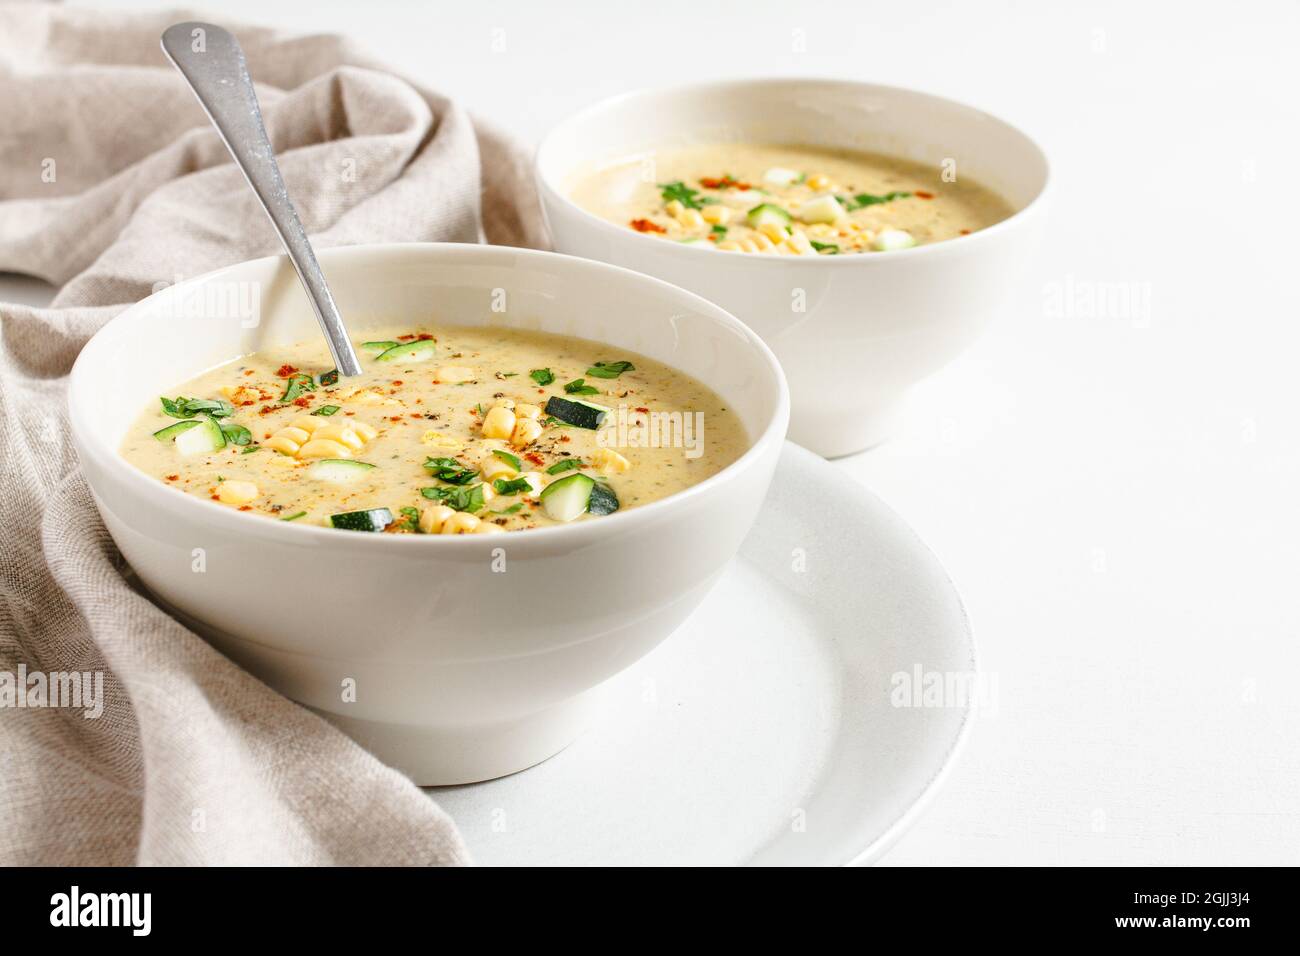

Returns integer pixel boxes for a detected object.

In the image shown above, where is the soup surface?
[120,326,746,534]
[569,143,1014,255]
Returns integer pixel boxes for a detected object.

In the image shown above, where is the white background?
[13,0,1296,864]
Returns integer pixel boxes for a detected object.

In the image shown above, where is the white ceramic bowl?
[69,243,788,785]
[537,78,1050,457]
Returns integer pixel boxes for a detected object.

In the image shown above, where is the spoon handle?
[161,22,363,377]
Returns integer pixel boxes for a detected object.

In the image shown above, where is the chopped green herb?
[546,458,583,475]
[492,449,523,471]
[278,373,316,404]
[585,361,636,379]
[241,445,262,454]
[809,240,840,254]
[659,181,709,210]
[710,224,727,237]
[219,422,252,445]
[497,372,518,378]
[563,379,601,396]
[394,506,421,532]
[280,511,307,522]
[476,403,487,417]
[542,416,572,428]
[311,405,341,417]
[318,369,339,387]
[159,396,234,420]
[842,191,910,211]
[530,368,556,386]
[492,477,534,495]
[493,504,524,515]
[420,483,485,513]
[423,456,477,485]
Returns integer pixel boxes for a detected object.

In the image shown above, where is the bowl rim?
[534,75,1053,266]
[69,242,790,550]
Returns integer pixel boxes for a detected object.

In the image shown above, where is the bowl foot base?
[791,392,908,459]
[311,691,601,786]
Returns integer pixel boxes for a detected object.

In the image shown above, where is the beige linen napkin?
[0,3,546,865]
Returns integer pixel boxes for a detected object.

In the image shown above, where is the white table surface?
[26,0,1297,865]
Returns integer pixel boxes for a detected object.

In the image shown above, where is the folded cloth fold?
[0,3,547,865]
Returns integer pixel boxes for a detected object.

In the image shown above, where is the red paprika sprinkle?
[915,190,935,199]
[630,218,666,234]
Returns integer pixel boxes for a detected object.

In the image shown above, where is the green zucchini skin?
[544,396,608,430]
[174,415,226,455]
[306,459,377,484]
[588,482,620,516]
[153,419,203,442]
[538,472,594,522]
[329,508,393,532]
[373,340,436,363]
[746,202,792,228]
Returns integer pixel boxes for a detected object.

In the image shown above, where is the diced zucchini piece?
[174,415,225,456]
[796,195,847,224]
[872,228,917,251]
[588,482,620,516]
[153,419,203,442]
[746,203,793,229]
[361,340,400,354]
[374,339,436,363]
[539,472,595,523]
[544,396,608,430]
[329,507,393,532]
[305,459,377,485]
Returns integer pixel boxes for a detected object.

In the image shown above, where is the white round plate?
[430,442,975,865]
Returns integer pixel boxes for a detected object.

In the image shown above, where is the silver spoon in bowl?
[160,22,363,377]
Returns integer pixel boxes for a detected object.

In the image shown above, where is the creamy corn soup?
[570,143,1014,255]
[120,326,746,534]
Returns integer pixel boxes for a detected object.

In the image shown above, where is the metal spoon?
[160,22,363,377]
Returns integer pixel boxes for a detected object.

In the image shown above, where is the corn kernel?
[592,448,631,474]
[421,430,463,451]
[665,199,684,217]
[312,423,363,449]
[806,173,832,190]
[216,480,259,505]
[701,205,731,225]
[481,405,516,440]
[786,231,815,255]
[514,403,542,420]
[440,512,481,534]
[419,504,455,534]
[510,417,544,448]
[276,426,311,445]
[350,421,379,441]
[264,436,301,456]
[297,438,353,459]
[677,208,705,229]
[759,222,790,243]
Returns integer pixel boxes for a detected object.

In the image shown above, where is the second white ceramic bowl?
[69,243,788,785]
[537,78,1050,457]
